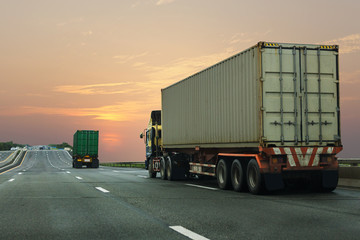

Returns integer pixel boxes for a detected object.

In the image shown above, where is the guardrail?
[338,158,360,166]
[338,158,360,180]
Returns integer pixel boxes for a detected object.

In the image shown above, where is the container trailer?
[73,130,99,168]
[141,42,342,194]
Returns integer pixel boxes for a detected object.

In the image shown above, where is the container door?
[262,44,339,146]
[300,47,339,145]
[262,46,302,145]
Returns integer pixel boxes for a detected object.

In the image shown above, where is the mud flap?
[322,170,338,189]
[263,173,285,191]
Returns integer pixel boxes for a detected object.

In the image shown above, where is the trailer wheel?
[231,159,244,192]
[91,159,99,168]
[166,156,175,181]
[160,157,167,180]
[247,159,264,194]
[74,161,82,169]
[216,159,231,189]
[148,158,157,178]
[321,170,338,192]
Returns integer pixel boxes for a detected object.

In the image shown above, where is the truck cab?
[140,110,162,175]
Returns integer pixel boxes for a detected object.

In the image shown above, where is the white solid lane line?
[76,176,83,180]
[8,179,15,182]
[95,187,110,193]
[185,184,218,191]
[170,226,210,240]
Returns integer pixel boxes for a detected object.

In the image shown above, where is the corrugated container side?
[73,130,99,157]
[162,46,260,148]
[162,42,341,149]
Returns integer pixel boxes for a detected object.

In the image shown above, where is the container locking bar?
[304,47,309,144]
[279,46,284,145]
[317,48,323,144]
[293,46,298,145]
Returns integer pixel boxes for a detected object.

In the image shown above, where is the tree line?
[0,141,72,151]
[0,141,25,151]
[49,142,72,149]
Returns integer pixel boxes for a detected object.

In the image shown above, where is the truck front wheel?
[216,159,231,189]
[148,158,157,178]
[247,159,264,194]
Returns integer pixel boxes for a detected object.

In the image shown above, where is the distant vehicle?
[141,42,342,194]
[10,147,18,151]
[72,130,99,168]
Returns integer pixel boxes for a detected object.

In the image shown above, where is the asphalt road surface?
[0,150,359,240]
[0,150,13,161]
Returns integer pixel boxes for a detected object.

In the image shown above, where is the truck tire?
[74,161,82,168]
[148,158,157,178]
[160,157,167,180]
[91,159,99,168]
[166,156,177,181]
[216,159,231,189]
[321,170,338,192]
[247,159,264,194]
[145,158,149,170]
[231,159,245,192]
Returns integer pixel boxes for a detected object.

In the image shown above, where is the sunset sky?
[1,0,359,162]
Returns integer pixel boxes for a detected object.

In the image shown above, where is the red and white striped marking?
[270,147,335,167]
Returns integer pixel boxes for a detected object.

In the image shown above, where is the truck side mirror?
[140,133,144,139]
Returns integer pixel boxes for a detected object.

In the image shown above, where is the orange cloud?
[102,133,122,146]
[156,0,176,5]
[0,102,151,122]
[323,34,360,54]
[54,82,136,95]
[131,49,239,87]
[113,52,149,64]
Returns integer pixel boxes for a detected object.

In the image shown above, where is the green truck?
[72,130,99,168]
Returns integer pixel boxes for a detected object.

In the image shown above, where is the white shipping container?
[162,42,341,149]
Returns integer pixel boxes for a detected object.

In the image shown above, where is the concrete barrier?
[339,167,360,179]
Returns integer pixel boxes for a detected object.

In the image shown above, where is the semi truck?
[140,42,342,194]
[73,130,99,168]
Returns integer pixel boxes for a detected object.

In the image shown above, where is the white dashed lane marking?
[170,226,210,240]
[95,187,109,193]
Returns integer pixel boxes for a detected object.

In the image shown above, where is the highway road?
[0,150,13,161]
[0,150,359,240]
